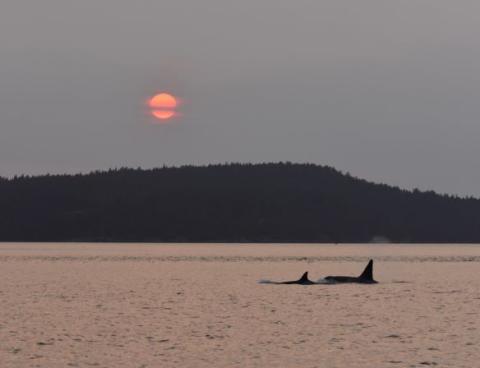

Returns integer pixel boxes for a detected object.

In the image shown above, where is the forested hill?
[0,163,479,243]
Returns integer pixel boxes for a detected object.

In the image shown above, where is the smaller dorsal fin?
[299,272,309,282]
[358,260,374,281]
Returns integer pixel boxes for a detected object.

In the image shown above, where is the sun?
[148,92,178,121]
[149,93,177,109]
[151,110,175,120]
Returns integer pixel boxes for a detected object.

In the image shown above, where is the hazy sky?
[2,1,480,196]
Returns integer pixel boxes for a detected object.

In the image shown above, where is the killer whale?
[259,260,378,285]
[279,271,316,285]
[259,271,316,285]
[323,259,377,284]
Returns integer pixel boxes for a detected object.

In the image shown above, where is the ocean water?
[1,243,479,367]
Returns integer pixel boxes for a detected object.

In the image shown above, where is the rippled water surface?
[1,243,479,367]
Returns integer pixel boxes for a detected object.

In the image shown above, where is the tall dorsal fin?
[358,260,374,281]
[299,272,310,282]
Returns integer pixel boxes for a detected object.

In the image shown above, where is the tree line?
[0,162,479,242]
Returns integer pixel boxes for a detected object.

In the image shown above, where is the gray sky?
[1,1,480,196]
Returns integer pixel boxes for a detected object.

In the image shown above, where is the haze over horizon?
[2,1,480,196]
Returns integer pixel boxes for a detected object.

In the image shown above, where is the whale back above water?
[279,271,316,285]
[259,260,378,285]
[324,259,377,284]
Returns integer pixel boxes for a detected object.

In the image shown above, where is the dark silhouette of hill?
[0,162,479,242]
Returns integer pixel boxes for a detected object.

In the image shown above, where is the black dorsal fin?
[299,272,309,282]
[358,260,374,281]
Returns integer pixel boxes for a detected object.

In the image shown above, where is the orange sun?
[151,110,175,120]
[149,92,178,121]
